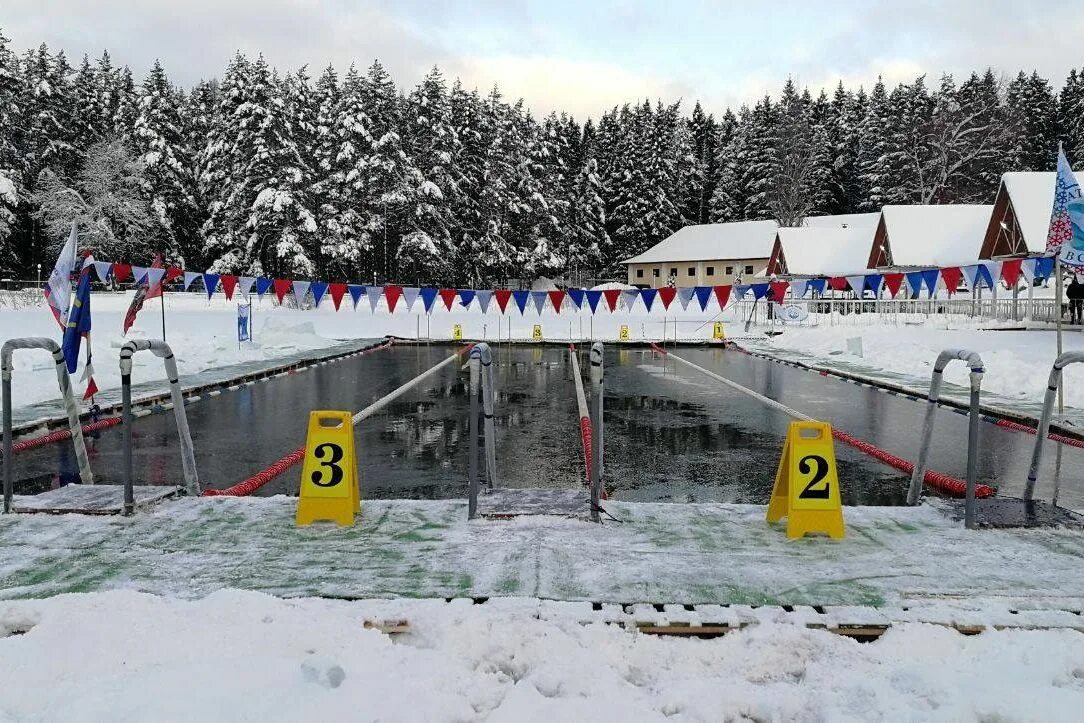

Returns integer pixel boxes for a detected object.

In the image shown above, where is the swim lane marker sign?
[452,323,463,340]
[296,410,359,527]
[766,420,845,539]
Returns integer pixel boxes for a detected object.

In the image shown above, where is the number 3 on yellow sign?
[296,410,359,526]
[766,420,845,539]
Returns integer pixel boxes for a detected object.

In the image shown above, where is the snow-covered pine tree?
[881,75,934,204]
[448,80,487,285]
[131,59,195,261]
[475,86,518,284]
[856,77,890,211]
[683,101,717,225]
[0,28,21,257]
[709,108,742,222]
[768,81,829,225]
[111,65,138,141]
[566,157,607,278]
[739,95,780,220]
[71,56,101,151]
[399,66,460,284]
[1006,71,1058,172]
[1058,68,1084,166]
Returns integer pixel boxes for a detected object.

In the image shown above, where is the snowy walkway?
[5,497,1084,611]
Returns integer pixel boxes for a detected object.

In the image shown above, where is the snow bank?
[1,589,1082,720]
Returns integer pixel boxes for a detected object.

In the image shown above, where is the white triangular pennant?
[1020,258,1037,283]
[237,276,256,297]
[183,271,200,290]
[476,289,494,314]
[144,267,166,288]
[621,289,639,311]
[91,260,113,284]
[981,261,1002,289]
[960,265,981,291]
[401,286,420,311]
[366,286,383,312]
[292,280,311,304]
[846,275,865,294]
[531,291,547,314]
[676,287,695,310]
[790,279,809,299]
[131,266,149,285]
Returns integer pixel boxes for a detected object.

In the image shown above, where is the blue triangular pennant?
[585,289,603,313]
[255,277,274,297]
[920,269,940,296]
[905,272,924,298]
[693,286,712,311]
[203,273,220,299]
[419,287,438,312]
[864,274,883,295]
[567,288,585,309]
[641,288,657,311]
[807,278,827,296]
[348,284,365,309]
[459,289,476,308]
[530,290,547,314]
[751,283,769,300]
[310,281,329,308]
[513,290,530,315]
[1034,256,1055,280]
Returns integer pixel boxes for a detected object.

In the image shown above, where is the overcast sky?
[4,1,1081,119]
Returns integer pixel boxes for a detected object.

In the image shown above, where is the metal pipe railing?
[1024,351,1084,501]
[467,343,498,519]
[467,350,480,520]
[906,349,985,528]
[3,338,94,513]
[589,342,604,523]
[120,340,199,513]
[477,343,499,489]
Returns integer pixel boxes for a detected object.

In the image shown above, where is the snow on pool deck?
[5,496,1084,612]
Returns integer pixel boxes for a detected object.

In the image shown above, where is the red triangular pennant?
[164,266,184,283]
[329,283,347,311]
[438,288,457,311]
[112,263,132,282]
[940,267,962,295]
[494,289,512,313]
[273,278,291,303]
[1001,259,1023,287]
[658,287,677,310]
[220,275,238,301]
[828,276,849,291]
[82,376,99,401]
[883,273,904,297]
[384,285,402,313]
[769,281,789,302]
[603,289,621,312]
[548,290,566,313]
[713,285,731,308]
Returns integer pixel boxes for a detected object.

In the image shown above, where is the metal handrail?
[907,349,984,528]
[589,342,604,523]
[2,338,94,513]
[120,340,199,513]
[467,343,498,519]
[1024,351,1084,501]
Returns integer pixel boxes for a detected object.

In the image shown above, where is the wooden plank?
[12,485,180,515]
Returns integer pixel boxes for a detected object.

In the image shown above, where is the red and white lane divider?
[649,343,992,499]
[205,343,474,497]
[568,344,593,485]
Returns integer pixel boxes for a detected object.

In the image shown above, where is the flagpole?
[1056,255,1065,414]
[160,285,167,341]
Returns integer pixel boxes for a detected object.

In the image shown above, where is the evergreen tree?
[857,78,890,211]
[566,157,607,278]
[0,28,21,255]
[1059,68,1084,165]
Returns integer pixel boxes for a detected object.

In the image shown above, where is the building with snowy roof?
[622,220,778,288]
[866,205,993,269]
[979,171,1081,259]
[766,213,880,276]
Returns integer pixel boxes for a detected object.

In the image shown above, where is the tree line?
[0,28,1082,286]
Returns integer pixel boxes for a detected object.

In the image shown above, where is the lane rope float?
[649,343,993,499]
[205,343,473,497]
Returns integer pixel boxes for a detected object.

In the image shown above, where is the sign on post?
[766,421,845,539]
[452,323,463,340]
[619,324,630,341]
[296,410,359,527]
[532,324,543,341]
[712,322,726,340]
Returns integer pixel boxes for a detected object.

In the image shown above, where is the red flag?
[220,275,238,301]
[164,266,184,284]
[112,263,132,282]
[883,273,904,297]
[657,287,677,310]
[384,285,402,313]
[548,290,566,313]
[713,285,732,308]
[1001,259,1023,287]
[768,281,789,303]
[123,255,162,334]
[273,279,291,303]
[828,276,849,291]
[438,288,457,310]
[602,289,621,312]
[82,376,99,401]
[940,267,963,295]
[494,289,512,313]
[329,283,347,311]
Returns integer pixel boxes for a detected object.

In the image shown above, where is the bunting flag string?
[71,252,1064,319]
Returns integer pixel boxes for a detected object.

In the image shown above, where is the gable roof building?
[623,220,779,288]
[767,213,880,276]
[979,171,1081,259]
[867,205,993,269]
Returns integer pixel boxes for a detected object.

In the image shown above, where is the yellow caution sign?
[766,421,845,539]
[452,323,463,340]
[619,324,630,341]
[296,410,359,527]
[712,322,726,340]
[532,324,543,341]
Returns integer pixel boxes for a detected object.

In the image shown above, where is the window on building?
[652,268,660,278]
[725,265,734,275]
[669,267,677,277]
[745,265,754,275]
[706,266,715,275]
[636,269,644,278]
[687,267,696,276]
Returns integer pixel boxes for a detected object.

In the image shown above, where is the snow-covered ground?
[739,319,1084,422]
[3,589,1084,721]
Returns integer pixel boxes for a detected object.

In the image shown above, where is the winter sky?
[5,1,1080,118]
